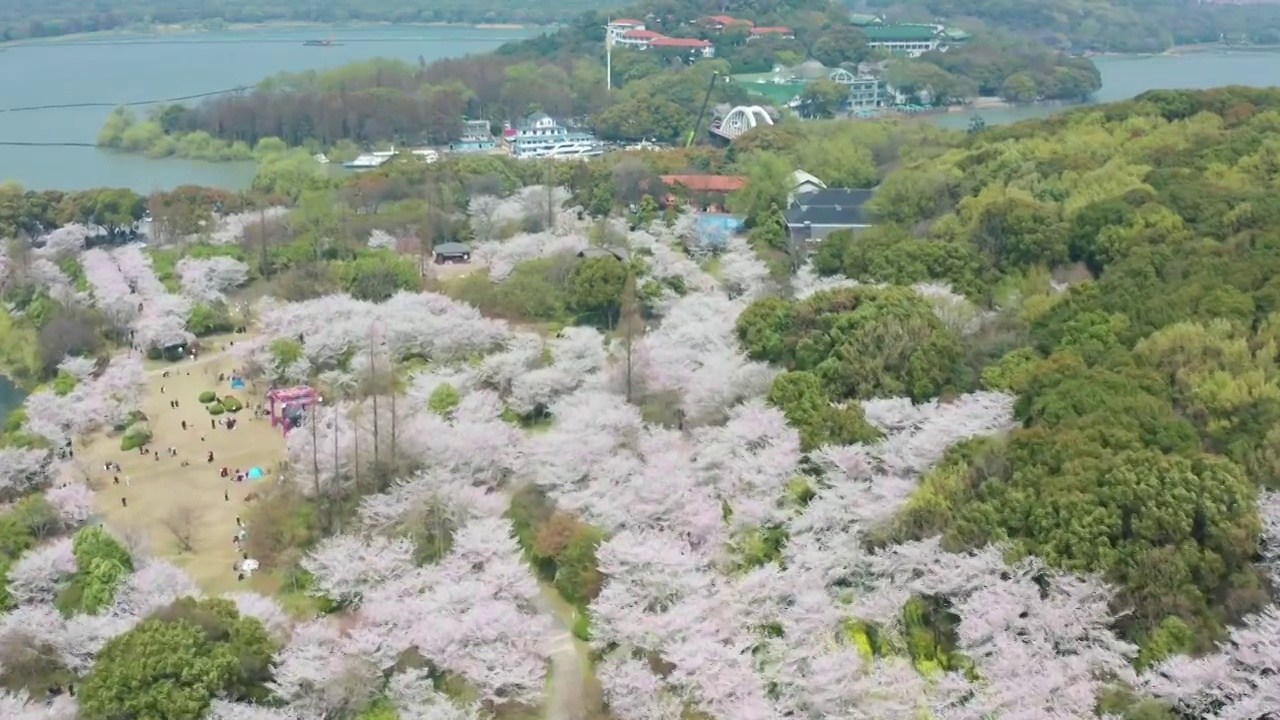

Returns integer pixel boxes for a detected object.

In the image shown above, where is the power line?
[0,141,96,147]
[0,87,248,113]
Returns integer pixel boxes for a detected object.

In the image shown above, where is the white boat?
[508,112,604,160]
[313,153,330,164]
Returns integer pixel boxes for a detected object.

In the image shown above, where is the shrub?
[120,423,152,451]
[207,403,225,416]
[571,611,591,641]
[198,390,217,404]
[221,396,243,412]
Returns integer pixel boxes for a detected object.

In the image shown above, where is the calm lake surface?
[0,25,537,192]
[931,51,1280,128]
[0,33,1274,191]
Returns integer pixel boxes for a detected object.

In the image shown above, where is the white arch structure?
[710,105,774,141]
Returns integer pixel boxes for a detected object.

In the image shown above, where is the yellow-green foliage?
[98,107,253,161]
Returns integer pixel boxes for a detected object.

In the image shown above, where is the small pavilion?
[266,386,318,435]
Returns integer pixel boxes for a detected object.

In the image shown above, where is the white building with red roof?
[650,36,716,57]
[607,18,647,41]
[617,28,665,49]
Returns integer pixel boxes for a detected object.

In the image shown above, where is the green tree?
[78,598,276,720]
[56,525,134,616]
[738,287,968,402]
[797,79,848,119]
[730,152,794,228]
[567,256,628,327]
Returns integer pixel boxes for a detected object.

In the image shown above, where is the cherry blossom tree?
[508,328,607,415]
[27,258,86,306]
[80,248,137,330]
[596,654,685,720]
[222,592,293,642]
[267,619,382,717]
[107,559,201,618]
[204,700,308,720]
[367,229,397,250]
[353,517,552,706]
[44,481,96,527]
[0,690,78,720]
[37,224,92,256]
[176,256,249,303]
[718,237,771,301]
[632,293,775,422]
[471,231,587,282]
[6,536,75,605]
[56,355,97,380]
[1142,606,1280,720]
[388,668,488,720]
[300,533,415,608]
[0,447,51,498]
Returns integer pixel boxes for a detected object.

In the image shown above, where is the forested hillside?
[800,85,1280,658]
[859,0,1280,52]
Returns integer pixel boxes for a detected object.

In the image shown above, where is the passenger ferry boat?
[505,113,604,160]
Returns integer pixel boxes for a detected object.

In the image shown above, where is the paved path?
[535,583,588,720]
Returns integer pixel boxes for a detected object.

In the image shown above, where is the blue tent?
[246,466,263,479]
[230,376,245,389]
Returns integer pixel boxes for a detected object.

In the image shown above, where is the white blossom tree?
[176,256,249,303]
[6,537,75,605]
[300,533,415,608]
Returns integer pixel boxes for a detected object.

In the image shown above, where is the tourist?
[211,418,216,430]
[181,420,187,431]
[120,497,127,508]
[224,488,229,502]
[207,451,214,464]
[160,386,164,394]
[112,476,119,485]
[125,476,131,487]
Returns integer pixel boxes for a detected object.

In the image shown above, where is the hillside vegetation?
[807,85,1280,654]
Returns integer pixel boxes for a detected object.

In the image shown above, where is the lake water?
[0,25,537,192]
[931,51,1280,129]
[0,373,25,420]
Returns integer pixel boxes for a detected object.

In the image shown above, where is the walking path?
[535,582,597,720]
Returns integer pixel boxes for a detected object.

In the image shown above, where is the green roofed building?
[863,23,944,57]
[848,13,882,26]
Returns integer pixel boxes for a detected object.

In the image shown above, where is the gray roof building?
[785,188,875,242]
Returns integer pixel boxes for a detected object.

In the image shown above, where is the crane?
[685,70,721,148]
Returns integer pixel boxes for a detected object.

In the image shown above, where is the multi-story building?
[447,119,497,154]
[617,28,664,49]
[606,18,646,41]
[862,24,944,57]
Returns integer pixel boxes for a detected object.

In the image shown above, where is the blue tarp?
[246,466,263,479]
[230,376,245,389]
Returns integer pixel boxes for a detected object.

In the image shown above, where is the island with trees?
[4,84,1280,719]
[97,0,1105,160]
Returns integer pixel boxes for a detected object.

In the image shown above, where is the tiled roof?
[750,26,793,34]
[651,37,713,48]
[863,24,940,42]
[610,18,644,25]
[622,29,663,39]
[662,174,745,193]
[704,15,752,26]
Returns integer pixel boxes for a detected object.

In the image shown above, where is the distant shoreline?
[0,20,536,47]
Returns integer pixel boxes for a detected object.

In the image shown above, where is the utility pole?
[604,18,613,93]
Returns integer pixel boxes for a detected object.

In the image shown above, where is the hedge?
[222,396,243,412]
[120,423,152,451]
[207,403,225,416]
[198,391,217,404]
